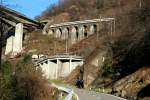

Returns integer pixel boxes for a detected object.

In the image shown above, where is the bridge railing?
[51,84,79,100]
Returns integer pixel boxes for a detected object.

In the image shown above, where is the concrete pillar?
[55,28,61,38]
[48,60,57,79]
[97,23,103,32]
[12,23,23,56]
[48,29,54,35]
[42,21,52,35]
[46,60,51,79]
[56,59,61,79]
[5,36,14,55]
[70,27,77,44]
[78,26,85,40]
[89,25,95,35]
[61,28,69,40]
[43,61,49,79]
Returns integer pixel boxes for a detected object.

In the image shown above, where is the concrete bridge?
[0,6,41,57]
[43,18,115,44]
[35,54,84,79]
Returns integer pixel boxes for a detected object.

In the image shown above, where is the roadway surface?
[57,84,126,100]
[73,87,126,100]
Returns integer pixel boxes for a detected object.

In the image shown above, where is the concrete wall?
[61,62,70,77]
[49,61,58,79]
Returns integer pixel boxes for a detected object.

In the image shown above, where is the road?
[62,84,126,100]
[53,84,126,100]
[73,87,126,100]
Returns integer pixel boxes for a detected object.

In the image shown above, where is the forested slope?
[37,0,150,99]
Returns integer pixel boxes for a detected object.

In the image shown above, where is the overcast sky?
[4,0,59,19]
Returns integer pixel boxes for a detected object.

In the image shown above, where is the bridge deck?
[0,6,41,30]
[50,18,115,28]
[36,54,83,65]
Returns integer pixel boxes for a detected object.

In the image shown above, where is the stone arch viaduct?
[43,18,115,44]
[1,6,115,57]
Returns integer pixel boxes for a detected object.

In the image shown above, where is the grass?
[25,30,66,56]
[72,94,78,100]
[48,79,65,84]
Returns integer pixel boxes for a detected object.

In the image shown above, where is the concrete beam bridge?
[43,18,115,44]
[0,6,41,57]
[35,54,84,79]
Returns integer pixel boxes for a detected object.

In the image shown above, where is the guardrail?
[51,84,79,100]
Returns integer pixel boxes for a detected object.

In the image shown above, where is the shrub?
[0,61,13,100]
[102,63,116,77]
[11,55,57,100]
[0,55,58,100]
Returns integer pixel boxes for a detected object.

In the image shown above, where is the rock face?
[113,67,150,99]
[83,47,110,87]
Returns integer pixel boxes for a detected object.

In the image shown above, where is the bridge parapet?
[50,18,115,28]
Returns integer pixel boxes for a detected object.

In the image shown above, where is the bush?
[0,61,13,100]
[1,61,12,80]
[22,54,32,64]
[0,55,58,100]
[102,63,116,77]
[11,55,58,100]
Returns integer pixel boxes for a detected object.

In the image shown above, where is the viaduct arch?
[43,18,115,44]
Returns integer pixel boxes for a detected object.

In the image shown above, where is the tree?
[0,0,8,68]
[96,0,104,9]
[0,0,4,68]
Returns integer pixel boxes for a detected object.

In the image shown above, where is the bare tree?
[0,0,4,68]
[0,0,7,68]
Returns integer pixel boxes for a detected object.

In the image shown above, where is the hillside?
[23,30,67,56]
[35,0,150,99]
